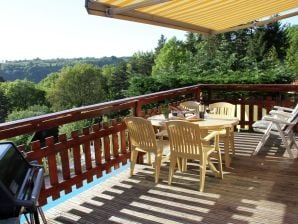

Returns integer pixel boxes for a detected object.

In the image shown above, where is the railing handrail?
[200,84,298,92]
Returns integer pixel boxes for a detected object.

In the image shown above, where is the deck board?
[45,132,298,224]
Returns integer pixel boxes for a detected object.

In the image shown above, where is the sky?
[0,0,297,61]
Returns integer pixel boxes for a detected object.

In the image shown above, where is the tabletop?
[148,114,239,129]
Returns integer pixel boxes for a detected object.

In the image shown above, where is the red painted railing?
[0,84,297,205]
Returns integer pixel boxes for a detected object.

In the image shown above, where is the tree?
[0,79,46,111]
[6,105,51,121]
[5,105,51,149]
[107,61,129,100]
[152,37,192,79]
[47,64,107,111]
[128,51,155,76]
[38,72,60,91]
[184,32,203,55]
[286,25,298,74]
[155,34,167,56]
[0,88,8,122]
[248,21,288,62]
[127,75,160,96]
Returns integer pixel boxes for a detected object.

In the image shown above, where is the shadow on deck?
[45,132,298,224]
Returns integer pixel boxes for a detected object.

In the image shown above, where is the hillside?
[0,56,130,83]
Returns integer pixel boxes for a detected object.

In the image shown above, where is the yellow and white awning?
[86,0,298,35]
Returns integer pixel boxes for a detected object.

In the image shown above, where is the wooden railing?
[200,84,298,130]
[0,84,297,205]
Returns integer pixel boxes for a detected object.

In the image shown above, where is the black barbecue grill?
[0,142,46,223]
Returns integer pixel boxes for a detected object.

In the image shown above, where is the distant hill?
[0,56,130,83]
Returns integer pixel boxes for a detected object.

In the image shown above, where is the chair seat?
[253,120,278,132]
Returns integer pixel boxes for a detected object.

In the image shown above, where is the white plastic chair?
[252,104,298,158]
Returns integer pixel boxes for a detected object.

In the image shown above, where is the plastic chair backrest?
[209,102,235,118]
[166,120,203,157]
[124,117,157,152]
[179,101,201,113]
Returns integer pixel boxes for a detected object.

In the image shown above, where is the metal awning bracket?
[106,0,171,16]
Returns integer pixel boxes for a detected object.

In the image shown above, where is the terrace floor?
[45,132,298,224]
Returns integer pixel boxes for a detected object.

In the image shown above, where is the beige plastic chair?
[208,102,236,158]
[124,117,166,183]
[208,102,235,118]
[179,101,202,113]
[166,120,223,192]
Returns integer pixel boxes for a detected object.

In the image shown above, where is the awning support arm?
[214,11,298,34]
[106,0,171,16]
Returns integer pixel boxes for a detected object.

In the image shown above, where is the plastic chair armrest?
[273,106,294,112]
[202,130,219,142]
[263,115,291,125]
[269,110,292,118]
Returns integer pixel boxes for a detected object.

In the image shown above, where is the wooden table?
[148,114,239,168]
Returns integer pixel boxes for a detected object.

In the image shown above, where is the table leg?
[230,128,235,156]
[224,127,231,168]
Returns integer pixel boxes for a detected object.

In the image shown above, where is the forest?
[0,56,129,82]
[0,22,298,146]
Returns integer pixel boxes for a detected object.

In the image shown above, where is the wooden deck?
[45,132,298,224]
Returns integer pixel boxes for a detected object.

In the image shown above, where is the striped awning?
[86,0,298,35]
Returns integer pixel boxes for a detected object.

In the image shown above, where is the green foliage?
[127,75,161,96]
[59,119,94,138]
[0,88,8,122]
[0,57,130,83]
[106,61,129,100]
[0,80,46,112]
[155,34,167,57]
[1,22,297,126]
[286,25,298,75]
[5,105,51,148]
[47,64,107,111]
[38,72,60,91]
[128,51,155,76]
[6,105,51,122]
[152,37,192,79]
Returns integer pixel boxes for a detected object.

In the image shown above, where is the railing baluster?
[120,120,127,157]
[111,119,120,170]
[31,141,47,205]
[240,99,245,129]
[248,98,254,131]
[46,137,60,200]
[83,127,93,183]
[58,134,72,194]
[71,131,83,188]
[103,122,112,173]
[93,124,103,178]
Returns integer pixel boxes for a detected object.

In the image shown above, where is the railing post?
[194,85,202,102]
[134,100,143,117]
